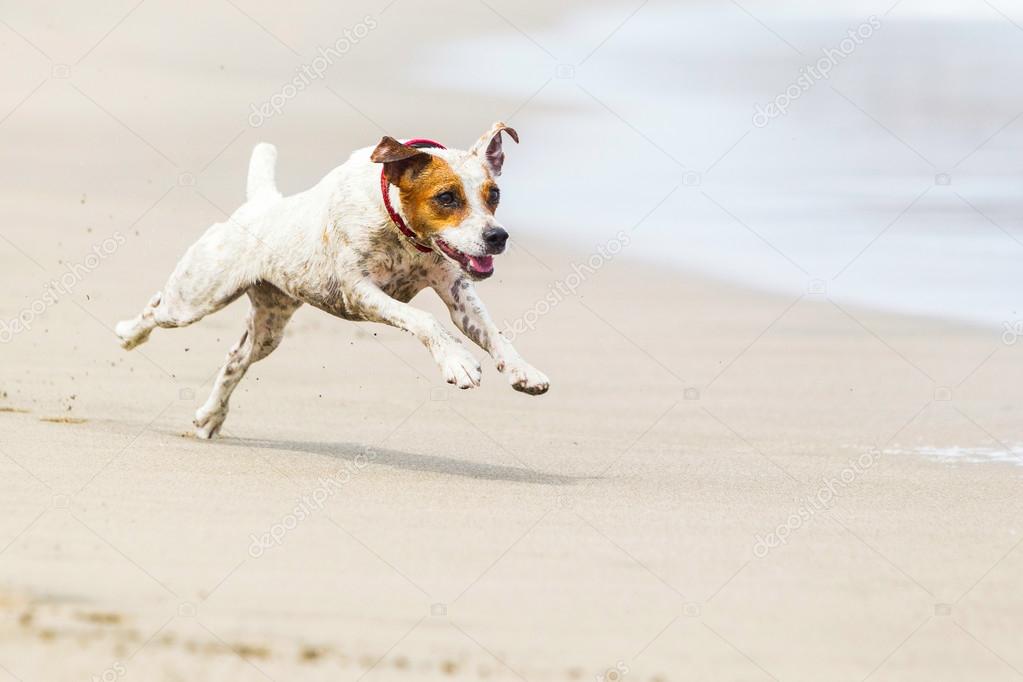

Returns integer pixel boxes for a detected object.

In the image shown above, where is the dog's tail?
[247,143,281,201]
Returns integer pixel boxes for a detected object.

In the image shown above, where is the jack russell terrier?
[116,122,550,439]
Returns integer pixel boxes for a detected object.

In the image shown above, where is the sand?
[2,2,1023,680]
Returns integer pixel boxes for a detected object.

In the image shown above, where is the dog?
[116,122,550,439]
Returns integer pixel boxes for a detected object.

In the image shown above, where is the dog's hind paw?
[506,363,549,395]
[439,346,482,389]
[115,319,152,350]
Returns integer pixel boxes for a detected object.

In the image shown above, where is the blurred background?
[4,0,1021,325]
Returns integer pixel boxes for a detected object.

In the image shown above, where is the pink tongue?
[468,255,494,273]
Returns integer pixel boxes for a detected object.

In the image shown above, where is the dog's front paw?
[194,406,227,439]
[439,346,482,389]
[506,363,549,395]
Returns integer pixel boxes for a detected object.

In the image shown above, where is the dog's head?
[371,122,519,281]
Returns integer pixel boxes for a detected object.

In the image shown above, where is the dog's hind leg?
[118,144,282,351]
[116,284,246,350]
[116,231,254,350]
[193,282,301,439]
[115,291,164,350]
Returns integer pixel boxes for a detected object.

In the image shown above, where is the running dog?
[116,122,549,438]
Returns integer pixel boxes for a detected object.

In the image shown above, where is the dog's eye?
[435,191,457,207]
[487,187,500,205]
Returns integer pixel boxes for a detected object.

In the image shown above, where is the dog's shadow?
[222,436,584,485]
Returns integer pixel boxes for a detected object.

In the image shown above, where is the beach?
[2,1,1023,680]
[3,245,1022,680]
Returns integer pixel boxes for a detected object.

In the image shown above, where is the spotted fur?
[115,123,549,438]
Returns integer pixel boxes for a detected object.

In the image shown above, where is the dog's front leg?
[437,276,549,395]
[348,279,482,389]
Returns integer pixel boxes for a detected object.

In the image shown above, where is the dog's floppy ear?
[371,136,431,184]
[470,122,519,176]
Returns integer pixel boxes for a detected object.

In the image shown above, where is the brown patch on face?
[480,179,500,214]
[391,155,469,237]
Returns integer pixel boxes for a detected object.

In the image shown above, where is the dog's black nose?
[483,226,508,253]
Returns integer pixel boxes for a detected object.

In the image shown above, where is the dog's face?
[372,123,518,281]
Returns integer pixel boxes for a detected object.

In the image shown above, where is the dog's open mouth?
[435,238,494,279]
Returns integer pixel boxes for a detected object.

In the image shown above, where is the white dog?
[116,122,550,439]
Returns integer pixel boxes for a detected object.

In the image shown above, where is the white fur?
[116,126,549,439]
[246,142,281,201]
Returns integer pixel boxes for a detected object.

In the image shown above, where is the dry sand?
[2,2,1023,680]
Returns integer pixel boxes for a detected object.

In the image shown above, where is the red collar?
[380,138,446,254]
